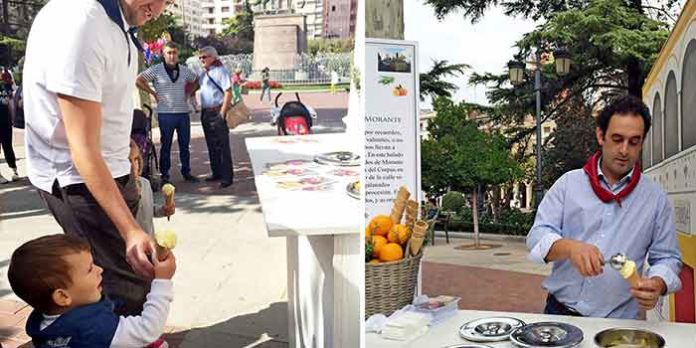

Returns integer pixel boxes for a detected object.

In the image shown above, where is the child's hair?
[8,234,91,312]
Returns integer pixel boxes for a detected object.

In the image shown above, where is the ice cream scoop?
[608,253,640,287]
[155,229,177,261]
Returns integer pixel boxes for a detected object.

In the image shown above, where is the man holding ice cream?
[527,95,682,319]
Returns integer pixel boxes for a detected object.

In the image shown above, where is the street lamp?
[507,48,572,208]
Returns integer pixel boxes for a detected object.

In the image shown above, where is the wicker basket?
[365,252,423,318]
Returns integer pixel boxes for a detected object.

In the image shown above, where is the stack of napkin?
[381,311,431,341]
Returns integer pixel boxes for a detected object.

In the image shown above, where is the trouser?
[0,108,16,169]
[544,294,583,317]
[201,109,233,184]
[157,112,191,178]
[260,85,272,101]
[38,175,150,316]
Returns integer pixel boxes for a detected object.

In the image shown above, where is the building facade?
[252,0,324,39]
[642,0,696,324]
[323,0,357,38]
[202,0,245,36]
[168,0,207,39]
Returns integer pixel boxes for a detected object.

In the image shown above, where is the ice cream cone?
[161,184,176,220]
[412,220,428,237]
[410,235,424,256]
[396,186,410,202]
[626,270,640,288]
[390,201,407,225]
[405,200,419,228]
[155,230,177,262]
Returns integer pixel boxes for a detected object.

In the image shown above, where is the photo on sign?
[377,47,413,73]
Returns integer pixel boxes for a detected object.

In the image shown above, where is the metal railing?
[186,52,352,85]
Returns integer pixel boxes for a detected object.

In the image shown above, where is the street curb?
[433,230,528,242]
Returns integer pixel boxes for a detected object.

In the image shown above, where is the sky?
[404,1,538,108]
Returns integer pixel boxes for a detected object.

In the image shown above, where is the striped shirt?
[140,63,197,113]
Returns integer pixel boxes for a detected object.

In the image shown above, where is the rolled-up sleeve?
[527,174,567,264]
[646,193,682,294]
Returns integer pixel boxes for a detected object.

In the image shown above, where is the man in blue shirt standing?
[527,95,682,319]
[197,47,233,188]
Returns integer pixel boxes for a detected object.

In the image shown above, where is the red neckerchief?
[582,151,641,208]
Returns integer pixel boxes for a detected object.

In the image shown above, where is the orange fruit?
[388,224,411,244]
[368,215,393,236]
[371,235,387,258]
[365,226,372,239]
[368,259,381,265]
[379,243,403,262]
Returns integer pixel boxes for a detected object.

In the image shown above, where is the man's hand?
[124,231,156,279]
[153,250,176,280]
[631,277,667,310]
[568,241,605,277]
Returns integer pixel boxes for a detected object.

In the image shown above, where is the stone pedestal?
[253,14,307,71]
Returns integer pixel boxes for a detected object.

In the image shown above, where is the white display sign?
[364,39,420,219]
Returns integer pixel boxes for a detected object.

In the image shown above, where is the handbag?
[206,71,250,129]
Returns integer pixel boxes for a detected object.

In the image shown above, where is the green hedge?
[436,208,535,236]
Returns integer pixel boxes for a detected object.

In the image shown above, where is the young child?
[8,234,176,347]
[129,139,175,235]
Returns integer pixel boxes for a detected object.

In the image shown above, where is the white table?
[366,310,696,347]
[246,133,362,348]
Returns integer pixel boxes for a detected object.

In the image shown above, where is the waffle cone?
[413,220,428,237]
[396,186,411,202]
[626,270,640,288]
[156,244,171,262]
[390,201,407,224]
[410,236,424,256]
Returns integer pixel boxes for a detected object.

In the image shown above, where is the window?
[682,39,696,150]
[222,6,230,12]
[332,5,336,11]
[208,8,213,14]
[652,93,663,164]
[664,71,678,158]
[208,18,214,24]
[543,126,551,134]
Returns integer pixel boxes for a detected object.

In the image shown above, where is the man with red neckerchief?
[527,95,682,319]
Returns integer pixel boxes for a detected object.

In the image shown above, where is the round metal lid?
[314,151,360,166]
[459,316,526,342]
[346,181,360,199]
[510,322,583,348]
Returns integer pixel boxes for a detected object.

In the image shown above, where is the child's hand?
[153,251,176,280]
[163,202,175,217]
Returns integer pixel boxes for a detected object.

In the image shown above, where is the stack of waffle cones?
[404,200,419,229]
[390,187,410,224]
[409,220,428,256]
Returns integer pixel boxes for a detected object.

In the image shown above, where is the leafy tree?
[422,97,522,246]
[424,0,681,24]
[193,34,254,55]
[222,1,254,41]
[419,59,469,101]
[542,97,598,187]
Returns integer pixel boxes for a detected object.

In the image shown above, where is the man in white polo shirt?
[136,41,199,184]
[23,0,171,316]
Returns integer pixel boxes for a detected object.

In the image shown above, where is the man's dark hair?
[164,41,178,50]
[8,234,91,312]
[597,95,652,137]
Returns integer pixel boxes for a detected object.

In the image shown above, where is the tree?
[419,59,469,101]
[424,0,681,24]
[308,38,355,55]
[422,97,522,246]
[193,34,254,56]
[222,1,254,41]
[542,97,598,187]
[140,12,179,42]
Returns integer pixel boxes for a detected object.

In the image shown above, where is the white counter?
[366,309,696,347]
[246,133,362,348]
